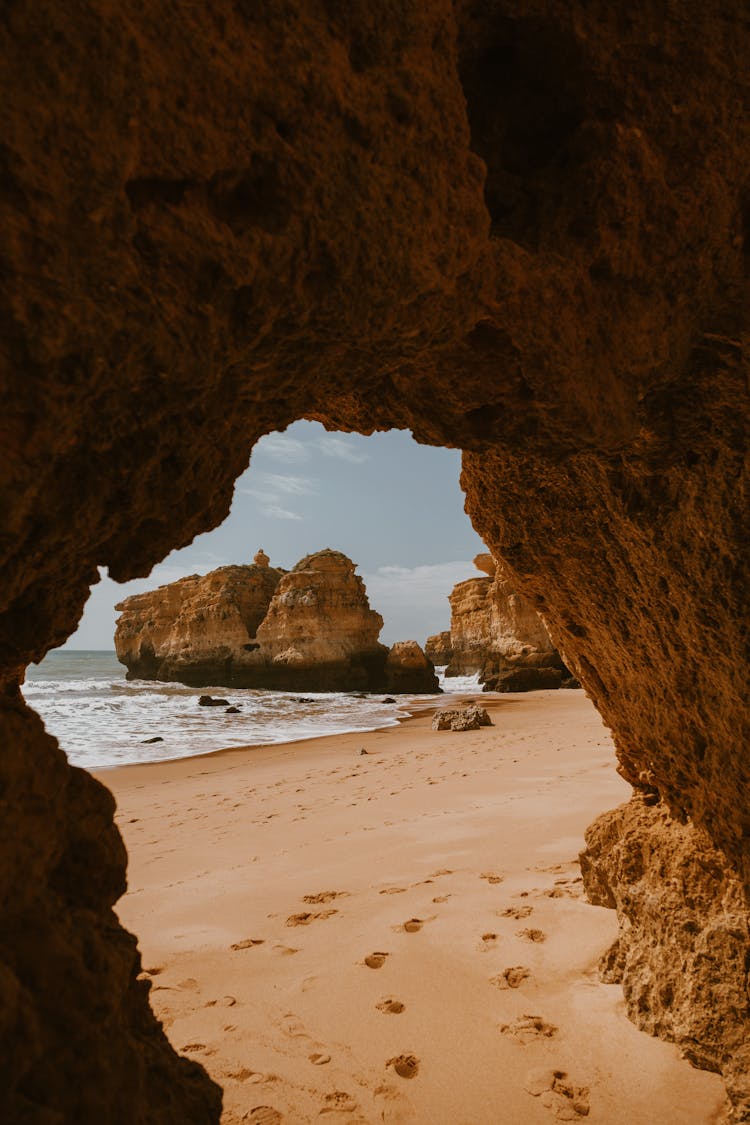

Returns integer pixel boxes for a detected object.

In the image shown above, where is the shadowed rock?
[1,1,748,1118]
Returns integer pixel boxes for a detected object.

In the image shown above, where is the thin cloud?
[317,435,369,464]
[263,473,317,496]
[262,504,303,521]
[255,433,310,463]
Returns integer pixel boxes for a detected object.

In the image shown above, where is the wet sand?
[99,690,728,1124]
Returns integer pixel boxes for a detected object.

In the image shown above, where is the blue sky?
[64,421,486,649]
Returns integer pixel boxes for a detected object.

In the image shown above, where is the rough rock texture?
[581,798,750,1115]
[238,549,389,692]
[0,697,222,1124]
[1,1,750,1118]
[444,555,565,689]
[385,640,440,694]
[432,705,493,731]
[114,561,284,684]
[424,630,453,667]
[115,550,439,692]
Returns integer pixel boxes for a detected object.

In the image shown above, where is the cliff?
[115,549,438,693]
[445,555,566,689]
[2,2,749,1119]
[425,630,453,666]
[114,553,284,684]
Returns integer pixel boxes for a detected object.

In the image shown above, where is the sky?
[63,421,486,649]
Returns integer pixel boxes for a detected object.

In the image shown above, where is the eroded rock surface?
[445,555,566,689]
[425,630,453,667]
[385,640,440,694]
[1,1,749,1119]
[581,798,750,1116]
[114,561,284,684]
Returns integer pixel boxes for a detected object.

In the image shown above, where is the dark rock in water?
[225,706,241,714]
[141,736,164,744]
[352,692,368,698]
[294,697,314,703]
[198,695,230,707]
[382,696,396,704]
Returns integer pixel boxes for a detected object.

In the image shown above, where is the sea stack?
[114,560,284,684]
[115,549,438,693]
[443,554,569,691]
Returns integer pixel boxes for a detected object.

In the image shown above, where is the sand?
[99,690,728,1124]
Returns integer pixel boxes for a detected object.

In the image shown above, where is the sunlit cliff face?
[1,1,748,1120]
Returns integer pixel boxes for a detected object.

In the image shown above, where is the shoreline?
[101,691,728,1124]
[92,685,481,777]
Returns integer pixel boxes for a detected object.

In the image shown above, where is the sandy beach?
[99,690,727,1124]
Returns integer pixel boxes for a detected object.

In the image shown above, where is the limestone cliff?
[2,2,749,1119]
[114,558,283,685]
[445,555,565,689]
[385,640,440,694]
[581,798,750,1116]
[115,549,438,693]
[239,549,389,691]
[425,630,453,666]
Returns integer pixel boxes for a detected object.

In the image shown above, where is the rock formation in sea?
[443,554,568,690]
[2,4,748,1119]
[115,549,438,693]
[114,558,284,684]
[424,630,453,667]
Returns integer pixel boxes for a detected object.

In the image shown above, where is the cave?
[1,2,748,1122]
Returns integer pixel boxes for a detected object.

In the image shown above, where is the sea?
[22,651,481,770]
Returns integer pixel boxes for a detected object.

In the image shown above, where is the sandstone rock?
[254,548,270,568]
[432,705,492,732]
[237,549,389,692]
[424,630,453,666]
[115,562,284,685]
[1,2,749,1118]
[580,798,750,1116]
[444,557,564,690]
[384,640,440,694]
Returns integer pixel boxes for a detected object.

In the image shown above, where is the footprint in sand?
[386,1054,420,1079]
[518,927,546,943]
[402,918,424,933]
[499,1015,557,1044]
[432,894,451,903]
[309,1052,331,1065]
[376,998,405,1014]
[430,868,454,878]
[364,952,389,969]
[524,1068,590,1120]
[480,872,504,884]
[303,891,348,904]
[320,1091,358,1115]
[379,886,407,895]
[230,938,265,950]
[225,1066,256,1081]
[492,966,531,990]
[247,1108,283,1125]
[181,1042,206,1053]
[285,910,338,926]
[498,905,533,920]
[205,995,237,1008]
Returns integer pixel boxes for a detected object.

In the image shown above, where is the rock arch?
[1,2,748,1119]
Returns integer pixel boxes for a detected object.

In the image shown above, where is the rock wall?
[425,630,453,666]
[114,557,284,684]
[1,1,749,1119]
[115,549,437,693]
[581,798,750,1115]
[445,554,565,688]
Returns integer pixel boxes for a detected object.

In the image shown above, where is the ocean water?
[22,651,479,770]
